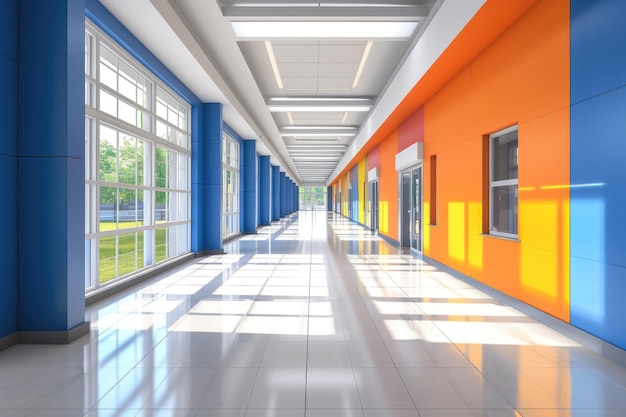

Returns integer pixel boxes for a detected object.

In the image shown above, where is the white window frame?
[489,125,518,239]
[223,133,240,238]
[85,20,191,292]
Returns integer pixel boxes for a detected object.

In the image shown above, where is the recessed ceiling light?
[282,133,355,137]
[269,97,371,102]
[352,41,372,89]
[231,21,418,39]
[265,41,283,89]
[269,105,371,112]
[283,126,357,130]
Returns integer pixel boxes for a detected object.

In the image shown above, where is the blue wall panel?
[571,0,626,351]
[16,0,86,332]
[0,0,17,340]
[242,140,257,233]
[191,103,223,252]
[271,165,280,221]
[258,156,270,225]
[571,0,626,104]
[0,155,17,338]
[0,0,17,61]
[280,172,287,218]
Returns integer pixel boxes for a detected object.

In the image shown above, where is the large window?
[85,22,191,291]
[223,133,240,237]
[489,126,518,238]
[299,186,326,210]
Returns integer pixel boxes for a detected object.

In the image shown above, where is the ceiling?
[98,0,484,185]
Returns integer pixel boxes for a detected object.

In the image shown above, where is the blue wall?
[258,156,271,225]
[570,0,626,350]
[242,140,257,233]
[0,0,17,340]
[272,165,280,221]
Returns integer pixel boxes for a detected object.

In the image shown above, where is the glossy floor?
[1,212,626,417]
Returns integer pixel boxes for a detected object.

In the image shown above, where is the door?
[401,171,411,247]
[411,167,422,252]
[400,166,423,252]
[370,180,379,233]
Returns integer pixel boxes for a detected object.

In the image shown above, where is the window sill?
[480,233,520,243]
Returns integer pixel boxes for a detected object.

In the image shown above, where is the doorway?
[400,166,422,252]
[369,180,379,233]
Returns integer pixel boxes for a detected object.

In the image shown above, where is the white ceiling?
[98,0,486,185]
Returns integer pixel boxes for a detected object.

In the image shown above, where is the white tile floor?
[1,211,626,416]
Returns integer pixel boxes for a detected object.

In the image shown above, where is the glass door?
[370,180,379,233]
[411,167,422,252]
[400,166,423,252]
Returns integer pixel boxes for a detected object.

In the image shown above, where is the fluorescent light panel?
[352,41,372,89]
[269,105,370,112]
[282,133,355,137]
[232,21,418,39]
[265,41,284,89]
[283,126,357,130]
[270,97,371,102]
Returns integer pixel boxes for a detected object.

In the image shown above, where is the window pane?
[99,235,116,283]
[491,185,518,235]
[117,232,137,276]
[100,186,117,226]
[155,227,167,262]
[492,130,518,181]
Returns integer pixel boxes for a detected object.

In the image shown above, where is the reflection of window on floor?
[85,21,191,291]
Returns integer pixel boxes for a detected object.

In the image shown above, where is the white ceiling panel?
[317,77,354,91]
[278,62,318,77]
[318,62,359,78]
[282,77,318,90]
[319,43,365,62]
[273,43,319,62]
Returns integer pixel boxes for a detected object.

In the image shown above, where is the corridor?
[1,212,625,417]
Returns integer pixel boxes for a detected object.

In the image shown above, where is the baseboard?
[0,332,18,352]
[0,321,91,352]
[17,321,91,345]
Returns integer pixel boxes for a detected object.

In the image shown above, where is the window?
[223,133,240,237]
[85,21,191,291]
[489,126,518,238]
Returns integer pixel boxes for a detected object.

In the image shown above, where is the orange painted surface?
[423,0,570,321]
[330,0,540,183]
[378,132,399,241]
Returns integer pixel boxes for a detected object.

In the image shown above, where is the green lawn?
[99,222,167,283]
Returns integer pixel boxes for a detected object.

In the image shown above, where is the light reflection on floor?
[0,211,625,416]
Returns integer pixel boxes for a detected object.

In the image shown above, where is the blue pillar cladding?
[192,103,224,254]
[280,172,287,217]
[327,187,333,211]
[271,165,281,221]
[570,0,626,351]
[0,0,17,342]
[258,156,271,225]
[242,140,257,233]
[16,0,87,335]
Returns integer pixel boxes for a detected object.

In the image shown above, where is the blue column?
[0,0,17,345]
[327,187,333,211]
[242,140,257,233]
[15,0,89,341]
[192,103,223,254]
[271,165,281,221]
[286,178,291,214]
[280,172,287,217]
[258,156,271,225]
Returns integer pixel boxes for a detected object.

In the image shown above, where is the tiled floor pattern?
[1,211,626,417]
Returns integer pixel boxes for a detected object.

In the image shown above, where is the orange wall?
[424,0,570,320]
[378,132,399,241]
